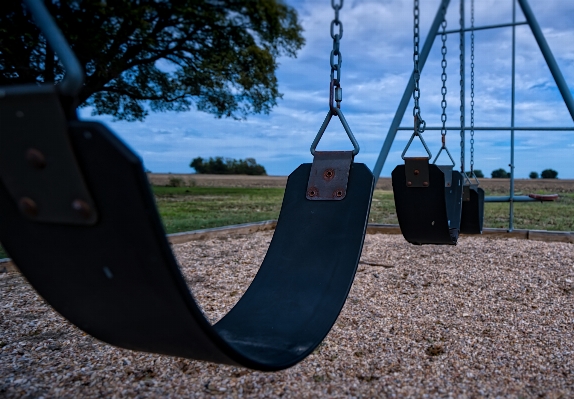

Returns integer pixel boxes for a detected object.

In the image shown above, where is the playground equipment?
[377,0,573,233]
[0,0,373,371]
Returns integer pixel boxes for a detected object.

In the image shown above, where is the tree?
[529,171,539,179]
[491,168,509,178]
[190,156,266,175]
[0,1,304,121]
[541,169,558,179]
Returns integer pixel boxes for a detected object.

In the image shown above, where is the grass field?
[1,184,572,260]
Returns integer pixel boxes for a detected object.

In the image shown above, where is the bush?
[465,169,484,178]
[529,171,539,179]
[491,168,509,178]
[541,169,558,179]
[168,177,184,187]
[190,157,267,175]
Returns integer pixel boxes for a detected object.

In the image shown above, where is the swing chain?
[413,0,425,134]
[440,4,448,141]
[432,3,455,167]
[470,0,476,176]
[330,0,344,109]
[459,0,465,174]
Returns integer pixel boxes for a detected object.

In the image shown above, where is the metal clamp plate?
[436,165,453,188]
[306,151,353,200]
[404,157,430,188]
[0,87,98,225]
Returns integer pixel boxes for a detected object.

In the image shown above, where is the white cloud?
[82,0,574,178]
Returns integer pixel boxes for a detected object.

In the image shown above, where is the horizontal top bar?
[440,21,528,35]
[397,126,574,131]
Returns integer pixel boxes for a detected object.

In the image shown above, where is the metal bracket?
[0,87,98,225]
[463,183,479,202]
[436,165,453,188]
[462,185,471,202]
[306,151,353,200]
[404,157,430,188]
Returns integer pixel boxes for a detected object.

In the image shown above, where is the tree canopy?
[0,0,305,121]
[190,156,266,175]
[491,168,509,178]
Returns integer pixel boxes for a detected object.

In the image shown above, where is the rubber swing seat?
[0,106,375,370]
[392,163,463,245]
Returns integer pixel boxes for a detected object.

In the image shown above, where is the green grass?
[0,187,571,260]
[152,186,285,234]
[369,190,574,231]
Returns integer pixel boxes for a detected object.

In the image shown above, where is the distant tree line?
[190,157,266,175]
[490,168,558,179]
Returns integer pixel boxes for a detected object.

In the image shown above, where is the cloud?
[80,0,574,177]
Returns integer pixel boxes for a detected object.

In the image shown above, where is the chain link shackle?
[413,0,426,134]
[470,0,476,175]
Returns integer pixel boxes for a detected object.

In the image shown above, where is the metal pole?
[442,21,527,35]
[509,0,516,232]
[396,126,574,131]
[459,0,465,174]
[517,0,574,122]
[372,0,451,182]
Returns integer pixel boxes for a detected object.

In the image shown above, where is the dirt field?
[148,173,574,193]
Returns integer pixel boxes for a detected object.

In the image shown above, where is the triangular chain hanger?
[310,0,359,156]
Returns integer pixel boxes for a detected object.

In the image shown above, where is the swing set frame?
[373,0,574,232]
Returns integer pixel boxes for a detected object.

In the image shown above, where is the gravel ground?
[1,232,573,398]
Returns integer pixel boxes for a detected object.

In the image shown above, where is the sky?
[78,0,574,178]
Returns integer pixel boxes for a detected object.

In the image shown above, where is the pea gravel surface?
[1,232,573,398]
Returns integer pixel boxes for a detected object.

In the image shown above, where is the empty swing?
[392,1,463,245]
[0,0,374,371]
[460,0,485,235]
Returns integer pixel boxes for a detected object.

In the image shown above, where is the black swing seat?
[0,87,375,371]
[460,184,485,234]
[392,160,463,245]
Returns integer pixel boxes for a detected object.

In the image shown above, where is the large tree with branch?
[0,0,305,121]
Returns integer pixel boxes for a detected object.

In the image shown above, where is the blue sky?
[78,0,574,178]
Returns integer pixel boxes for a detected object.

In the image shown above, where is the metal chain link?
[459,0,465,174]
[440,4,448,143]
[470,0,476,174]
[413,0,426,133]
[330,0,344,109]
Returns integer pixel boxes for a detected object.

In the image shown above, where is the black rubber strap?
[0,121,374,371]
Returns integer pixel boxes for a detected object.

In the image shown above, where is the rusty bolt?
[323,168,335,181]
[72,199,92,219]
[407,181,412,186]
[334,189,344,198]
[26,148,46,170]
[423,181,429,187]
[307,188,318,198]
[414,169,420,176]
[19,197,38,217]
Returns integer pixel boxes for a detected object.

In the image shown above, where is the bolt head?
[72,199,91,219]
[26,148,46,170]
[19,197,38,217]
